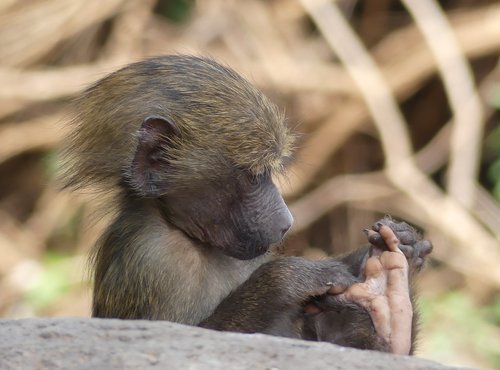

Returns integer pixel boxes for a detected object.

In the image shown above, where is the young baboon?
[60,55,432,353]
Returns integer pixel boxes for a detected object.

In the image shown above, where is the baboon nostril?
[279,209,293,239]
[281,224,291,238]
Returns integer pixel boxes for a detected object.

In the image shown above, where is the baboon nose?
[280,210,294,238]
[281,226,291,238]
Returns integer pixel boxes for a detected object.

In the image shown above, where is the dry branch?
[0,64,117,102]
[402,0,484,209]
[0,0,155,119]
[0,114,63,165]
[290,172,393,234]
[2,3,499,119]
[0,209,41,264]
[101,0,156,59]
[284,2,500,197]
[299,0,500,287]
[0,0,127,67]
[25,186,80,255]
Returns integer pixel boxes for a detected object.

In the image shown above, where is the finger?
[371,217,391,232]
[385,220,412,233]
[387,268,412,355]
[365,229,385,247]
[380,251,408,270]
[365,256,383,278]
[393,230,417,246]
[367,231,416,252]
[379,225,402,253]
[398,245,414,259]
[304,302,322,315]
[368,296,391,343]
[342,282,372,301]
[327,284,349,295]
[416,240,433,257]
[373,219,418,245]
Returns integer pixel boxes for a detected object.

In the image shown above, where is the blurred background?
[0,0,499,368]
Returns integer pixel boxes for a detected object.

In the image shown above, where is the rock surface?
[0,318,471,370]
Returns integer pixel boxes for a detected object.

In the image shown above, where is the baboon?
[60,55,432,354]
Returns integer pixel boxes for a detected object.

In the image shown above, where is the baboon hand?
[366,216,433,273]
[340,225,412,355]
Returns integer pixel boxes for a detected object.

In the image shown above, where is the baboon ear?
[128,115,179,197]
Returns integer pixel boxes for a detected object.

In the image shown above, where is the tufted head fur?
[60,55,295,195]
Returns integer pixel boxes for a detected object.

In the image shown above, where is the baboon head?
[62,56,295,260]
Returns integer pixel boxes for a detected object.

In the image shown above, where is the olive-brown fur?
[60,55,294,194]
[59,55,431,352]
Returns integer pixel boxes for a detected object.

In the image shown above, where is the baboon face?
[128,116,293,260]
[160,170,293,260]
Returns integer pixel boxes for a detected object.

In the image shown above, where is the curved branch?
[299,0,500,287]
[284,3,500,196]
[402,0,484,208]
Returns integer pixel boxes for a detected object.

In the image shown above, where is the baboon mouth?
[224,242,270,261]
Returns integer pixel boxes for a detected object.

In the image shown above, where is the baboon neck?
[92,194,272,322]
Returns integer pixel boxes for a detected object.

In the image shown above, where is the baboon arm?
[200,256,358,335]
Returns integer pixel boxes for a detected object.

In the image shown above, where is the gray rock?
[0,318,471,370]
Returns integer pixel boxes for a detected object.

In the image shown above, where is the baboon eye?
[240,167,270,186]
[247,170,270,186]
[249,175,260,185]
